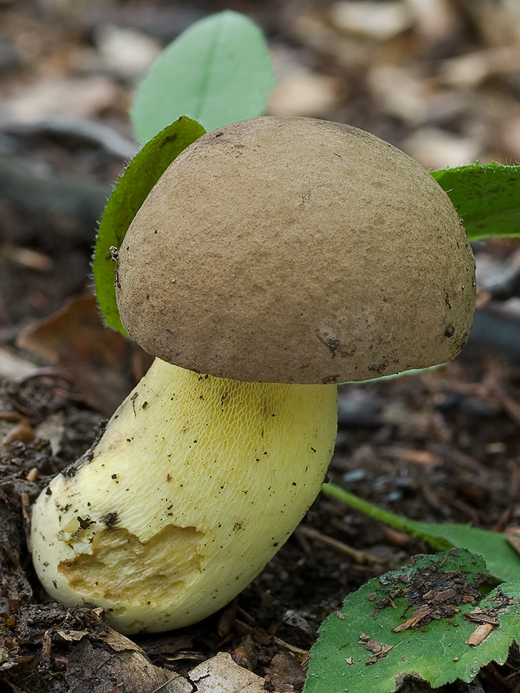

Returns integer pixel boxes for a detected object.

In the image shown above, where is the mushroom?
[30,116,476,634]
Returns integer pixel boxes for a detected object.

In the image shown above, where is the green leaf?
[305,549,520,693]
[322,483,520,583]
[431,163,520,241]
[93,116,206,335]
[131,11,275,145]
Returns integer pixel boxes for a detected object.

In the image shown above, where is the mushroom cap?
[116,116,476,384]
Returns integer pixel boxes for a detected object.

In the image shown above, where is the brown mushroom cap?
[116,116,476,384]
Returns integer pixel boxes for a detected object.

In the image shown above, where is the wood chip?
[466,623,494,646]
[393,605,433,632]
[2,419,35,447]
[376,446,442,467]
[358,633,393,663]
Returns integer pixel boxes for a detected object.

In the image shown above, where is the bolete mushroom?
[30,116,476,634]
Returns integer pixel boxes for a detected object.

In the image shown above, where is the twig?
[298,525,384,565]
[273,636,309,658]
[0,117,139,160]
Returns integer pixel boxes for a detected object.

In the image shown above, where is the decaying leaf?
[189,652,266,692]
[17,294,149,415]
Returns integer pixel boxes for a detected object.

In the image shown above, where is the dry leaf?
[466,623,494,646]
[0,348,39,379]
[2,75,119,121]
[17,294,147,415]
[330,1,412,41]
[269,67,338,118]
[189,652,266,693]
[94,24,160,79]
[35,411,65,455]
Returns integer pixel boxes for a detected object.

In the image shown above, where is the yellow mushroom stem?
[30,358,337,634]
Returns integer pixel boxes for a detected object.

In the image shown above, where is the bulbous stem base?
[30,359,337,633]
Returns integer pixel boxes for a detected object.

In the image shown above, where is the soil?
[1,1,520,692]
[3,330,520,693]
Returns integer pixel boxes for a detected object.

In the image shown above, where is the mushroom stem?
[30,358,337,634]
